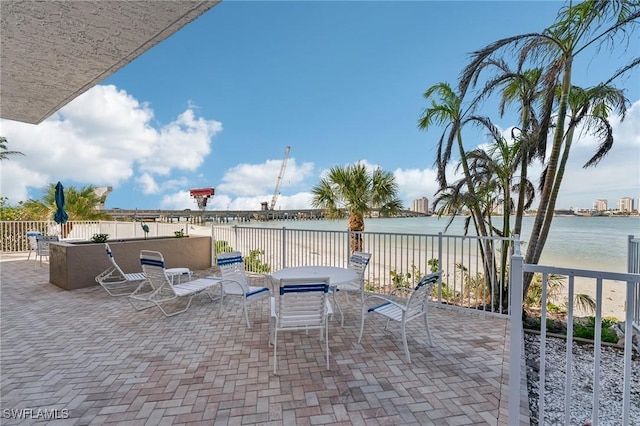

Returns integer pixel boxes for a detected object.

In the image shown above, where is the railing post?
[508,235,523,425]
[438,232,443,303]
[281,227,286,270]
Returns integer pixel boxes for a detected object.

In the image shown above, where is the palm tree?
[0,137,24,160]
[460,0,640,295]
[22,184,112,237]
[465,129,535,304]
[418,82,491,240]
[311,162,403,252]
[466,61,546,239]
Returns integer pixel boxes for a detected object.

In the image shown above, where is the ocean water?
[224,215,640,272]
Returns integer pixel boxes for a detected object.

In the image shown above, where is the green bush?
[215,240,233,253]
[573,323,619,343]
[244,249,271,273]
[91,233,109,243]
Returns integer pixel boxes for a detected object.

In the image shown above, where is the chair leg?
[325,316,329,370]
[332,290,344,327]
[243,298,251,329]
[273,329,278,374]
[357,304,367,344]
[401,321,411,363]
[155,295,192,317]
[218,292,225,318]
[423,311,433,346]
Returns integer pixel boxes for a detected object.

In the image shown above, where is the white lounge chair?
[358,272,441,363]
[138,250,220,317]
[270,277,332,373]
[216,251,271,329]
[95,243,147,297]
[329,251,371,326]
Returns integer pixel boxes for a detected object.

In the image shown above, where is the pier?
[103,209,430,223]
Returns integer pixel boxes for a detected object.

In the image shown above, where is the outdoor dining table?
[271,266,359,323]
[272,265,358,286]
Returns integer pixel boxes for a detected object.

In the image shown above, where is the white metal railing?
[509,236,639,425]
[211,225,514,314]
[0,220,189,252]
[628,235,640,331]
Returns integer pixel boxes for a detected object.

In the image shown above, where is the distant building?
[411,197,429,214]
[617,197,634,213]
[593,199,608,212]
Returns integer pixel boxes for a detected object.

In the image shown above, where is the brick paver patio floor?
[1,253,529,425]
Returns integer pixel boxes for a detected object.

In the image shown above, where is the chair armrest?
[219,279,246,294]
[362,294,406,311]
[248,273,278,291]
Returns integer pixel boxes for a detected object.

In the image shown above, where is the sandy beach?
[201,223,636,321]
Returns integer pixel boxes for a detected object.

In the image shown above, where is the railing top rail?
[213,224,514,242]
[523,263,640,282]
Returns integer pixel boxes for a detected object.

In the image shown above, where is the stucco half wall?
[49,235,213,290]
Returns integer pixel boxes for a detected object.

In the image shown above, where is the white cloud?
[0,85,222,204]
[135,173,160,195]
[533,100,640,209]
[216,158,314,197]
[394,168,440,205]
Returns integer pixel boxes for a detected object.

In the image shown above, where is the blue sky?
[2,1,639,211]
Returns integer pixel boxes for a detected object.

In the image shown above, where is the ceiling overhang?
[0,0,220,125]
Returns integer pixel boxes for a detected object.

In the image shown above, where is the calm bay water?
[227,215,640,272]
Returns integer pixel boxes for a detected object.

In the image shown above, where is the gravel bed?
[524,333,640,425]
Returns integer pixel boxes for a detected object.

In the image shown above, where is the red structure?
[189,187,215,210]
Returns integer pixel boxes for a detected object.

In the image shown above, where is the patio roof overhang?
[0,0,220,125]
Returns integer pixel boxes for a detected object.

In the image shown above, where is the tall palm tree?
[460,0,640,295]
[418,82,491,240]
[466,61,546,239]
[311,162,403,252]
[466,129,536,303]
[0,137,24,160]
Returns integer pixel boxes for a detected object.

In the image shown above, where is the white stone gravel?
[524,333,640,426]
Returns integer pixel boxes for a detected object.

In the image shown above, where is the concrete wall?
[49,235,212,290]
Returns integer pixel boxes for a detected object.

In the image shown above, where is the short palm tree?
[311,162,403,252]
[22,184,112,236]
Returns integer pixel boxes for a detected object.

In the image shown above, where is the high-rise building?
[411,197,429,214]
[593,199,608,212]
[616,197,634,213]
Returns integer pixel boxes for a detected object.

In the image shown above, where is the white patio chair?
[95,243,147,297]
[137,250,220,317]
[26,231,42,260]
[270,277,332,373]
[329,251,371,326]
[216,251,271,329]
[358,272,441,363]
[34,235,59,267]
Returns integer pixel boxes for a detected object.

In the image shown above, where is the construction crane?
[265,146,290,211]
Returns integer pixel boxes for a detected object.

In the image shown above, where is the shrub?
[215,240,233,253]
[91,233,109,243]
[244,249,271,273]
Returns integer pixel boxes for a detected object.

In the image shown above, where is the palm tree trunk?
[532,120,576,264]
[348,214,364,253]
[524,54,573,295]
[513,107,531,238]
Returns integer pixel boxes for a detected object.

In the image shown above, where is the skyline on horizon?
[1,2,638,212]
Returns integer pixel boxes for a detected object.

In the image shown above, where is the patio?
[0,253,529,425]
